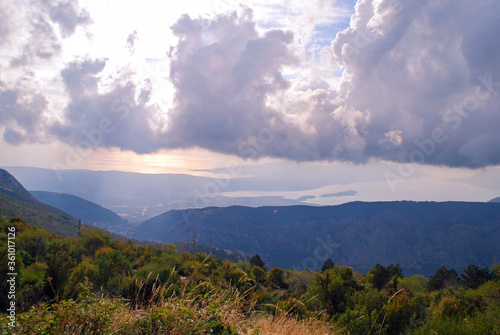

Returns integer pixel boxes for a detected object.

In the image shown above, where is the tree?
[286,270,314,293]
[46,240,76,299]
[427,266,459,291]
[369,263,403,290]
[250,254,265,269]
[250,266,266,283]
[268,267,286,288]
[321,258,335,273]
[461,264,492,289]
[309,266,363,316]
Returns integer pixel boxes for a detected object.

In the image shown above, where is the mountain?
[1,166,315,223]
[134,201,500,276]
[489,197,500,203]
[0,169,78,236]
[31,191,132,235]
[1,164,413,223]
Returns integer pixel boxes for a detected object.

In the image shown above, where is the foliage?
[321,258,335,273]
[427,265,459,291]
[250,254,266,269]
[309,265,364,316]
[0,216,499,334]
[368,263,403,290]
[461,264,493,289]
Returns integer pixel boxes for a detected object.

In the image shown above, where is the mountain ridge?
[134,201,500,275]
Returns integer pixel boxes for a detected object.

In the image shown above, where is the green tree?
[382,288,418,335]
[321,258,335,273]
[268,267,286,288]
[250,266,266,283]
[461,264,492,289]
[369,263,403,290]
[427,266,459,291]
[65,260,99,297]
[46,240,76,299]
[250,254,266,269]
[286,270,314,293]
[309,266,363,316]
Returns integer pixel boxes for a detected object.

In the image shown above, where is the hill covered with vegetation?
[0,169,78,237]
[1,215,499,334]
[134,202,500,275]
[31,191,131,234]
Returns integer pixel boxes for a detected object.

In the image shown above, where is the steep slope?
[134,201,500,275]
[31,191,131,235]
[0,169,78,237]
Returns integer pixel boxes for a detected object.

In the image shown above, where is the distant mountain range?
[4,165,500,225]
[133,202,500,276]
[31,191,132,235]
[1,166,315,223]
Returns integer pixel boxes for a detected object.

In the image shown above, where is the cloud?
[51,58,161,153]
[163,9,299,155]
[6,0,91,67]
[46,0,91,37]
[126,30,137,53]
[0,0,15,49]
[0,82,49,145]
[158,1,500,168]
[0,0,92,144]
[2,0,500,169]
[329,0,500,167]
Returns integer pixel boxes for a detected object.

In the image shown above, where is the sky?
[1,0,500,206]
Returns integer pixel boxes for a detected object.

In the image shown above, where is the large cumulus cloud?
[330,0,500,167]
[162,8,372,162]
[160,1,500,167]
[164,9,298,154]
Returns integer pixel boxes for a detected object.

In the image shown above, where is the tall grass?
[1,276,341,334]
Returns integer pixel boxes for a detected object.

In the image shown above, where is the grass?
[1,278,341,335]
